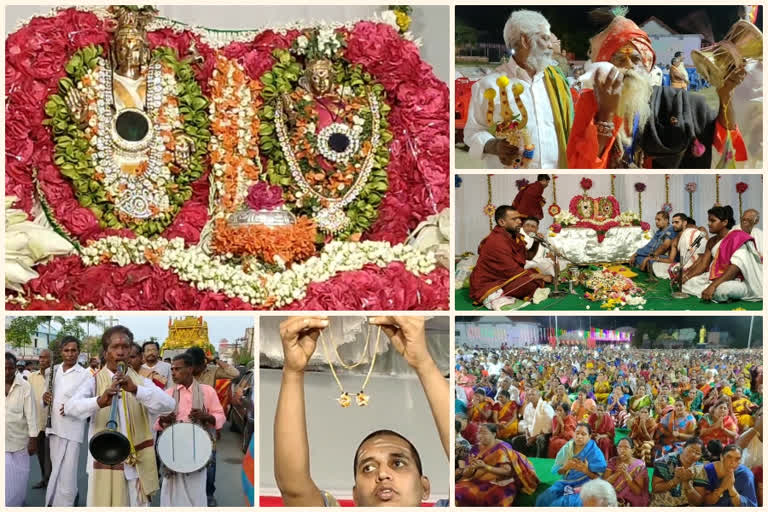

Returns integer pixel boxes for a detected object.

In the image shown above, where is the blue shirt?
[637,225,676,257]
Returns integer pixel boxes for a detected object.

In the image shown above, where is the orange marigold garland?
[211,217,317,265]
[209,55,263,213]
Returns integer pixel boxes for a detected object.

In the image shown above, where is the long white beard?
[616,69,653,147]
[527,48,554,74]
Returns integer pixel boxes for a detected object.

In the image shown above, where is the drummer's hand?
[189,408,212,425]
[158,412,176,429]
[279,316,329,373]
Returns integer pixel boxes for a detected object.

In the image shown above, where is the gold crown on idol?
[108,5,158,40]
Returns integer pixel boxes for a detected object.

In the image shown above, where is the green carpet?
[455,271,763,311]
[512,429,651,506]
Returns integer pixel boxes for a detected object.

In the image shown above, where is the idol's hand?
[370,316,432,371]
[64,87,87,125]
[173,132,194,168]
[594,64,624,119]
[279,317,329,373]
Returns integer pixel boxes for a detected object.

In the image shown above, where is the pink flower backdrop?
[5,8,449,310]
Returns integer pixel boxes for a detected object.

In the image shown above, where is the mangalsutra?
[318,320,381,407]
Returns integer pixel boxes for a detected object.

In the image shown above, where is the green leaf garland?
[43,44,210,238]
[258,48,391,240]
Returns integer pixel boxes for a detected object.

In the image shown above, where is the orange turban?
[590,16,656,71]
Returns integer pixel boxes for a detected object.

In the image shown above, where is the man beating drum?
[156,352,226,507]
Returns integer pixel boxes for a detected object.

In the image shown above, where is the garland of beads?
[485,174,494,231]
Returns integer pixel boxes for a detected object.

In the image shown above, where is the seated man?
[650,213,706,279]
[682,205,762,301]
[274,316,448,507]
[521,217,556,277]
[470,206,552,310]
[510,388,554,458]
[736,208,763,258]
[567,10,747,168]
[629,211,675,271]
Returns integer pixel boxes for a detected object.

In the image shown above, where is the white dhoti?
[683,242,763,301]
[85,471,148,507]
[160,468,207,507]
[652,228,706,279]
[524,258,555,277]
[45,434,81,506]
[5,449,30,506]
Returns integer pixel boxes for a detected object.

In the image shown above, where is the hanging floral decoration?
[736,181,749,218]
[634,182,646,218]
[580,177,593,193]
[548,174,560,216]
[714,174,721,206]
[686,182,697,219]
[515,178,529,190]
[485,174,494,230]
[661,174,672,213]
[610,174,616,196]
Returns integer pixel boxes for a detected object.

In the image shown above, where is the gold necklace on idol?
[318,321,382,407]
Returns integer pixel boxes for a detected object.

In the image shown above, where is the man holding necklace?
[274,316,449,507]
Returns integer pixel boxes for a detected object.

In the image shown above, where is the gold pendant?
[356,392,370,407]
[125,452,138,466]
[337,391,352,408]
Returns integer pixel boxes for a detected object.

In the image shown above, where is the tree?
[455,17,480,51]
[73,316,107,340]
[633,320,662,349]
[6,317,43,349]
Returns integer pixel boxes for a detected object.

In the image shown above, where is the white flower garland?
[80,236,437,308]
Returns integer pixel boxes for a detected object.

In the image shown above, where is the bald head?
[741,209,760,234]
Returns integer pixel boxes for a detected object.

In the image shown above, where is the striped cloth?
[242,434,254,506]
[5,449,30,506]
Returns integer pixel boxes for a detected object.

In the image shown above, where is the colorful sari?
[629,416,657,464]
[650,452,707,506]
[548,415,577,459]
[688,389,705,417]
[629,393,653,412]
[571,398,596,422]
[732,397,756,431]
[698,413,738,446]
[606,456,650,506]
[656,410,696,458]
[535,439,607,506]
[697,463,757,506]
[606,393,629,427]
[594,380,611,403]
[469,398,494,423]
[455,441,539,507]
[588,412,616,460]
[495,400,519,440]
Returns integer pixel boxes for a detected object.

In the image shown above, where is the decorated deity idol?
[267,28,390,236]
[53,5,208,236]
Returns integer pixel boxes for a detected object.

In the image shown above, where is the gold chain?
[331,321,371,369]
[318,320,382,407]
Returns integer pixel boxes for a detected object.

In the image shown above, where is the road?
[22,420,250,507]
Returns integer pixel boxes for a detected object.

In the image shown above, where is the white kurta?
[464,60,559,169]
[652,227,706,279]
[683,234,763,301]
[45,364,89,507]
[64,369,175,506]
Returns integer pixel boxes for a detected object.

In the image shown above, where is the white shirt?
[64,368,175,480]
[486,361,504,376]
[521,398,555,437]
[45,363,90,443]
[496,385,521,404]
[464,59,559,169]
[142,360,173,390]
[6,373,37,452]
[734,225,763,257]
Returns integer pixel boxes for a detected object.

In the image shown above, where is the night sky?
[456,5,763,59]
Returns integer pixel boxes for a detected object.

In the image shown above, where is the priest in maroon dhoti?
[470,205,552,310]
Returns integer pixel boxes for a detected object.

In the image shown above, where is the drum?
[157,422,213,473]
